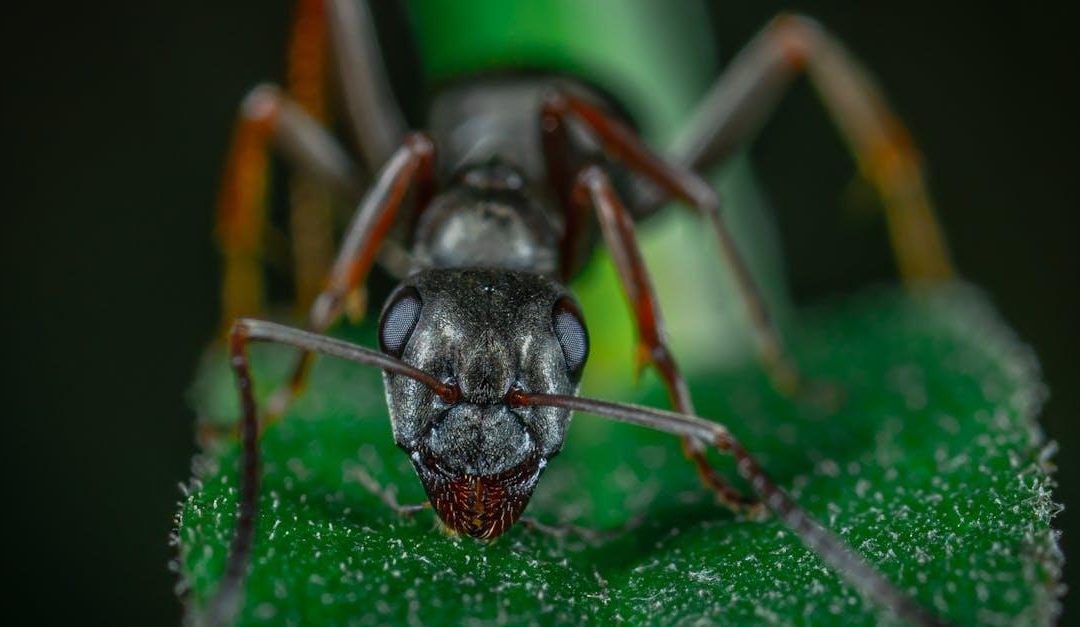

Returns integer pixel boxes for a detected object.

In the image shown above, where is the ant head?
[377,268,588,538]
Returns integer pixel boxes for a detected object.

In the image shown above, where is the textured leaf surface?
[177,284,1061,624]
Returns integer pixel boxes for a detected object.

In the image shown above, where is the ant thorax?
[409,161,560,277]
[377,268,588,538]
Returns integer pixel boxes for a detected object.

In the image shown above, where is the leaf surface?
[177,284,1061,625]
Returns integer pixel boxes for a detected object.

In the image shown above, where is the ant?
[202,1,953,625]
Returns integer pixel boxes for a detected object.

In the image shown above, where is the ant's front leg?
[513,392,942,626]
[569,163,764,516]
[264,133,436,424]
[208,319,454,626]
[542,90,802,396]
[543,93,761,513]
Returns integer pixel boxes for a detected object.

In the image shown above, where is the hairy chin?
[411,451,546,539]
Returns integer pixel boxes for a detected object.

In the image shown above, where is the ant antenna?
[201,320,457,626]
[203,320,944,627]
[509,391,947,627]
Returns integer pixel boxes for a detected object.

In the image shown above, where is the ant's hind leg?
[673,13,953,282]
[215,83,360,332]
[326,0,408,172]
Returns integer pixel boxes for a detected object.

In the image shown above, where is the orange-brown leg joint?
[286,0,338,314]
[573,166,761,515]
[550,91,802,396]
[770,13,954,283]
[215,88,283,332]
[287,0,329,119]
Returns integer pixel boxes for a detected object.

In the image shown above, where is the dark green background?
[3,1,1076,623]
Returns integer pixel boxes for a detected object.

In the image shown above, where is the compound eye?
[379,286,422,358]
[552,297,589,377]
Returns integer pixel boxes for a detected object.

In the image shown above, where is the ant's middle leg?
[217,0,388,331]
[215,83,361,332]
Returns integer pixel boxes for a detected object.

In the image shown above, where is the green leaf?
[176,283,1061,625]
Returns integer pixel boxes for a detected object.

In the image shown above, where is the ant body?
[202,1,953,624]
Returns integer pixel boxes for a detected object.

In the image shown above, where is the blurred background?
[3,1,1076,623]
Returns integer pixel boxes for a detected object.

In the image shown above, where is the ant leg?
[347,464,430,517]
[543,91,801,395]
[282,0,342,314]
[264,133,436,421]
[206,319,455,625]
[672,13,953,282]
[218,0,371,328]
[569,165,762,515]
[215,83,360,331]
[326,0,408,172]
[310,133,434,331]
[511,391,941,626]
